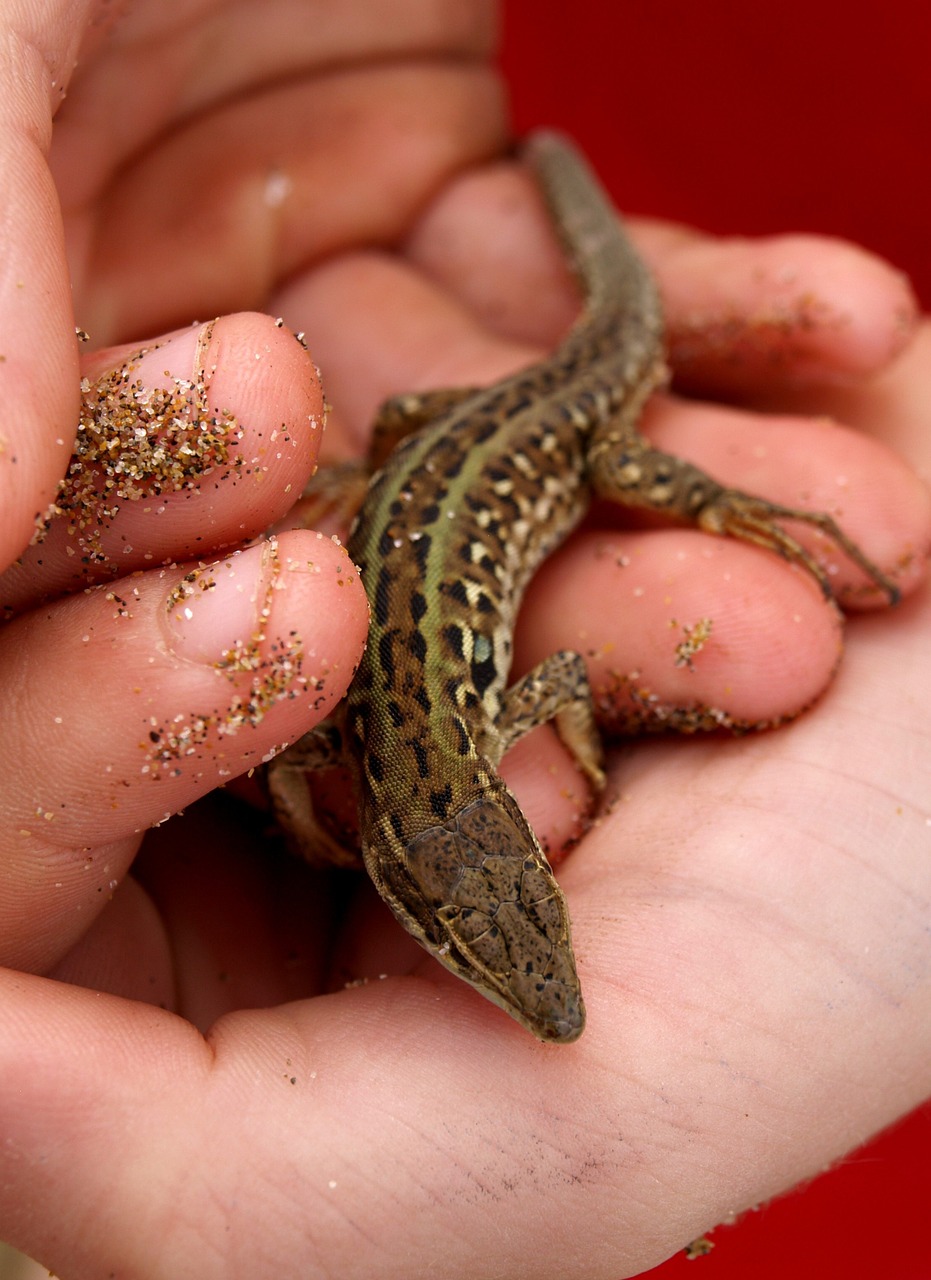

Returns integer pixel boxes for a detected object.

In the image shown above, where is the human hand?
[0,0,509,960]
[2,2,930,1278]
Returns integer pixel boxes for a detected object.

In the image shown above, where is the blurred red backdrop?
[502,2,931,305]
[501,4,931,1276]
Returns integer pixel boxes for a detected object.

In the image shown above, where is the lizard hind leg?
[264,720,362,869]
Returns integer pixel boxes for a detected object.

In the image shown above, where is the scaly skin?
[270,133,898,1043]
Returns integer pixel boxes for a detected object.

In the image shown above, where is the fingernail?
[163,542,272,665]
[83,321,210,387]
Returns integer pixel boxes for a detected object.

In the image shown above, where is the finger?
[0,529,368,972]
[516,528,843,733]
[0,0,101,567]
[741,316,931,471]
[514,392,930,728]
[79,64,506,343]
[638,395,930,608]
[399,159,918,390]
[53,0,497,208]
[635,219,919,393]
[1,311,323,616]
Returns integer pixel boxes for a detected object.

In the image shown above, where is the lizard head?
[371,782,586,1044]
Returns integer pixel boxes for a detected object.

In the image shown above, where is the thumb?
[0,968,214,1276]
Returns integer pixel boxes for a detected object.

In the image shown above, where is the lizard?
[267,132,899,1044]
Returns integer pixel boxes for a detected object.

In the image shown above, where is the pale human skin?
[1,3,930,1278]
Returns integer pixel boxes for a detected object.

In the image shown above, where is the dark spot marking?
[429,784,453,818]
[471,653,497,697]
[408,629,427,662]
[412,534,431,574]
[373,566,393,627]
[410,591,427,623]
[410,739,430,778]
[378,630,398,686]
[443,579,470,607]
[387,699,404,727]
[443,624,465,659]
[453,716,471,755]
[504,394,532,418]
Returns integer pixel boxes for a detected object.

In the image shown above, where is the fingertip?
[3,313,326,611]
[195,311,326,471]
[143,528,368,792]
[515,529,844,732]
[270,526,371,668]
[80,310,326,501]
[634,222,920,393]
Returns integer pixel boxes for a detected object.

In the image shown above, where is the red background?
[501,4,931,1276]
[502,2,931,304]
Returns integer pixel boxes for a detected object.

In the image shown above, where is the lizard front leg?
[587,426,900,603]
[489,649,605,791]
